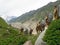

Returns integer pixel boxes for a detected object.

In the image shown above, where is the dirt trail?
[35,27,47,45]
[23,40,32,45]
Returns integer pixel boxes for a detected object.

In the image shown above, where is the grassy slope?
[0,17,8,27]
[0,17,28,45]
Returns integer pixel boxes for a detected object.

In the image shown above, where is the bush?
[0,17,28,45]
[0,26,28,45]
[18,35,28,45]
[43,19,60,45]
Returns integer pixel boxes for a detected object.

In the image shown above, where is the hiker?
[53,5,59,20]
[20,27,24,33]
[36,22,42,33]
[24,28,28,35]
[40,20,46,31]
[29,28,33,35]
[45,16,50,26]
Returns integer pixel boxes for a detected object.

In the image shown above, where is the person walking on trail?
[30,28,33,35]
[36,22,43,33]
[53,5,59,20]
[24,28,28,35]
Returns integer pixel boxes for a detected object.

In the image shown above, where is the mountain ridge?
[8,0,60,23]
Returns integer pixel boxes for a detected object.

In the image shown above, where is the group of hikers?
[20,27,33,35]
[20,5,59,35]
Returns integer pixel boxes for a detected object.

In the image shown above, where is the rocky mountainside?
[8,0,60,23]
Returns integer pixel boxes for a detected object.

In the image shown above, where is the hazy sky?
[0,0,57,20]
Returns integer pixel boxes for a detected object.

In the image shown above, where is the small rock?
[23,40,32,45]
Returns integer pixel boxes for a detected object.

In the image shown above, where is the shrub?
[0,26,28,45]
[43,19,60,45]
[18,35,28,45]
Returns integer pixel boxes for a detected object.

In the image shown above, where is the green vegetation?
[0,17,38,45]
[1,0,60,45]
[27,34,39,45]
[0,17,8,27]
[0,17,27,45]
[43,19,60,45]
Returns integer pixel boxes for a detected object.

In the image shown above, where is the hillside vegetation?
[0,17,39,45]
[0,17,8,27]
[9,0,60,23]
[0,17,28,45]
[43,19,60,45]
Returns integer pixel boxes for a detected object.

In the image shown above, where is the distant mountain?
[8,0,60,23]
[9,10,36,23]
[6,16,17,21]
[7,16,17,23]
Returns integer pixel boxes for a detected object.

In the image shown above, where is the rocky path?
[23,40,32,45]
[35,27,47,45]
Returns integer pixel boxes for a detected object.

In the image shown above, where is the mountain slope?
[9,10,36,23]
[8,0,60,23]
[0,17,28,45]
[0,17,8,27]
[7,16,17,23]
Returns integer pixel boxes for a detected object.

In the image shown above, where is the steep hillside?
[8,0,60,23]
[9,10,36,23]
[0,17,8,27]
[0,17,28,45]
[43,19,60,45]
